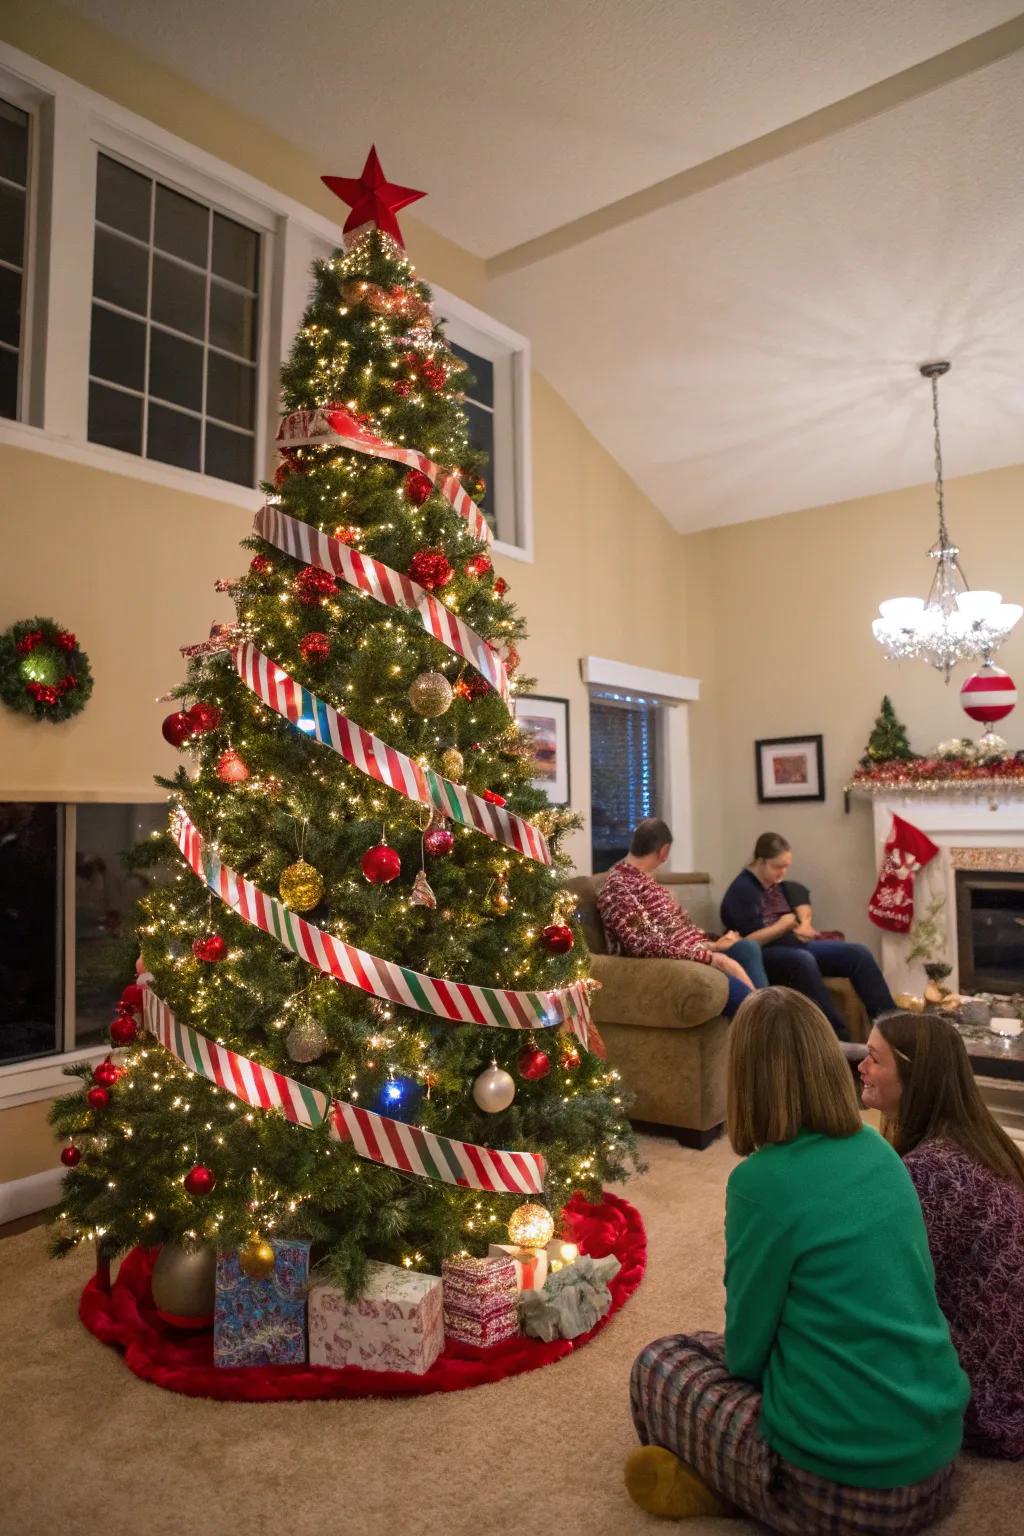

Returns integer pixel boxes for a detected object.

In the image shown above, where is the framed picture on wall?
[513,695,571,806]
[755,735,824,803]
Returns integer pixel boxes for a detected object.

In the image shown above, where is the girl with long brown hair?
[626,988,967,1531]
[860,1011,1024,1460]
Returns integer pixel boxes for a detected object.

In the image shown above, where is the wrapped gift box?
[213,1239,310,1367]
[442,1253,519,1347]
[308,1261,443,1375]
[487,1242,548,1292]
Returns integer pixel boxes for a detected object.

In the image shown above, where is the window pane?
[154,183,209,268]
[210,281,257,359]
[590,701,661,872]
[0,803,61,1065]
[88,382,143,455]
[0,99,29,187]
[0,182,25,268]
[463,399,495,526]
[74,804,167,1047]
[151,254,206,339]
[90,303,146,390]
[0,262,22,349]
[212,213,258,290]
[449,342,493,408]
[149,327,203,411]
[92,226,149,315]
[205,421,253,486]
[0,344,17,420]
[148,400,201,471]
[96,154,151,242]
[207,350,255,428]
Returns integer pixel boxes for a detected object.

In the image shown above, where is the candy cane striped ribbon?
[142,989,545,1194]
[233,643,550,867]
[276,407,492,547]
[173,811,595,1051]
[254,503,509,706]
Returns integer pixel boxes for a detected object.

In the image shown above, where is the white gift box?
[487,1242,549,1292]
[308,1261,444,1375]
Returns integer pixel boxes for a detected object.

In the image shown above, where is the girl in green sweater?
[626,987,968,1532]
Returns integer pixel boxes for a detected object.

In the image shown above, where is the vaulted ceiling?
[63,1,1024,530]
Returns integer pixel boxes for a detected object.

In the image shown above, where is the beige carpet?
[2,1134,1019,1536]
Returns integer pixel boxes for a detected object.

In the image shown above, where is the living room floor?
[2,1133,1018,1536]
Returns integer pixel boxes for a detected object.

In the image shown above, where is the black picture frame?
[513,694,571,806]
[755,735,825,804]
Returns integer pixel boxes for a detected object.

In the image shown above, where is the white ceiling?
[62,0,1024,530]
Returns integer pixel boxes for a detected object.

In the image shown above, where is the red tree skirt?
[78,1191,646,1400]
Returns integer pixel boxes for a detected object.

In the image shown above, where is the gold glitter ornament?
[491,871,511,916]
[286,1018,328,1062]
[279,859,325,912]
[238,1235,276,1280]
[409,670,454,718]
[507,1202,555,1250]
[440,747,464,781]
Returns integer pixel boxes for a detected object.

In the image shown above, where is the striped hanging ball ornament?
[960,663,1017,725]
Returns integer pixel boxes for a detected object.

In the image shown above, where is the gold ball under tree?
[150,1243,216,1319]
[238,1235,276,1280]
[508,1202,555,1249]
[409,670,454,718]
[279,859,325,912]
[440,746,464,781]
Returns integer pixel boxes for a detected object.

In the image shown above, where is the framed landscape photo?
[513,695,571,806]
[755,735,824,804]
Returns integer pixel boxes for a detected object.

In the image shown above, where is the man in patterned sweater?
[597,819,764,1018]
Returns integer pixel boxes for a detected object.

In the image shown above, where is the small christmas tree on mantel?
[860,696,918,766]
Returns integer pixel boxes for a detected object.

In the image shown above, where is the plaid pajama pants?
[630,1333,956,1536]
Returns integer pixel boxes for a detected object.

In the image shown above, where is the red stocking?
[868,815,939,933]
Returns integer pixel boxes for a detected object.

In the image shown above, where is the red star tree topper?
[322,146,425,246]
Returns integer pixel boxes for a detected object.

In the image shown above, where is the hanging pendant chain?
[931,372,950,550]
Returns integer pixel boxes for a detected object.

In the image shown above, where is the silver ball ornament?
[472,1065,516,1113]
[151,1243,216,1322]
[286,1018,328,1063]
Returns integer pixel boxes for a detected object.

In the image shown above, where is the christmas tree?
[860,696,918,765]
[50,150,633,1294]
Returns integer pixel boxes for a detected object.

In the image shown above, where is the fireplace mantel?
[871,795,1024,997]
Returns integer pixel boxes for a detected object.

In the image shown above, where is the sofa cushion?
[590,953,728,1030]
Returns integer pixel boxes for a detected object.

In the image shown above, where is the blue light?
[383,1080,404,1104]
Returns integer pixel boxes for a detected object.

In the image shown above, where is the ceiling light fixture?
[872,361,1021,681]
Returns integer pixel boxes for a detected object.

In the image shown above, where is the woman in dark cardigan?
[860,1011,1024,1460]
[720,833,894,1039]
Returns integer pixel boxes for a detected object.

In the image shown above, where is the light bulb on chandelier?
[871,362,1022,681]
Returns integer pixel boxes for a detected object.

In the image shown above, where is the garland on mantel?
[846,755,1024,800]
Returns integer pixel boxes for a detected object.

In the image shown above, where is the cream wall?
[0,11,687,1183]
[682,463,1024,945]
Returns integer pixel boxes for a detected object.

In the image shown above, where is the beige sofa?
[569,871,869,1149]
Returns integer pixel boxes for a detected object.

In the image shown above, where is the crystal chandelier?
[871,361,1021,681]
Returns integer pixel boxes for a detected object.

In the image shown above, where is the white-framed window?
[0,799,166,1106]
[0,63,47,425]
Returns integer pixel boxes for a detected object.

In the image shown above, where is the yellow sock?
[624,1446,734,1520]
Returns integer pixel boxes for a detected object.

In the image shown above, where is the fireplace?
[955,870,1024,995]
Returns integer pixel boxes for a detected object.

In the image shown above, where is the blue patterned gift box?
[213,1239,311,1367]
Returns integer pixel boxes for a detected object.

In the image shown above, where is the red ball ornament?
[162,711,195,747]
[404,470,434,506]
[333,523,361,546]
[420,360,447,392]
[186,701,222,733]
[392,379,412,398]
[216,749,250,784]
[192,933,227,963]
[483,789,506,807]
[494,577,508,597]
[110,1014,138,1046]
[299,631,331,665]
[517,1043,552,1081]
[184,1164,217,1197]
[960,663,1017,725]
[60,1144,82,1168]
[561,1045,582,1071]
[540,923,574,954]
[423,824,454,857]
[504,646,521,674]
[92,1059,121,1088]
[120,984,143,1012]
[361,842,402,884]
[249,554,272,575]
[87,1086,110,1111]
[295,566,338,605]
[464,553,492,579]
[408,549,454,591]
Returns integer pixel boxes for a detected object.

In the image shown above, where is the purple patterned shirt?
[903,1137,1024,1460]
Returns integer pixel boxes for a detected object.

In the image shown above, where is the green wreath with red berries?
[0,617,93,723]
